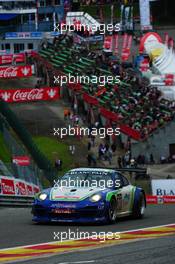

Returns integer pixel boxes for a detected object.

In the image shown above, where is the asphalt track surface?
[0,205,175,264]
[17,236,175,264]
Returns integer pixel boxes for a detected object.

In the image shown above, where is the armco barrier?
[146,195,175,204]
[0,195,34,207]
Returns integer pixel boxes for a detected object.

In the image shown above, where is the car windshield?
[56,170,114,189]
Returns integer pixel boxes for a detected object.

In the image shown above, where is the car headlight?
[38,193,47,201]
[90,194,102,202]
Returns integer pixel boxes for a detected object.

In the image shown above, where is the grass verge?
[33,136,74,187]
[0,133,11,163]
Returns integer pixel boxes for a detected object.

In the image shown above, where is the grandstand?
[36,36,175,143]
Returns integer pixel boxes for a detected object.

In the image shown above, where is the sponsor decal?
[51,203,76,208]
[121,34,132,61]
[124,193,130,201]
[0,87,60,103]
[0,65,32,78]
[139,0,152,30]
[55,196,80,199]
[53,209,74,214]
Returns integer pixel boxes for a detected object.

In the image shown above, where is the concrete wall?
[131,119,175,163]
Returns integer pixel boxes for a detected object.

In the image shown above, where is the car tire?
[107,197,117,224]
[133,192,145,219]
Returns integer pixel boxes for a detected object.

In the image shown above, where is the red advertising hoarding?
[0,178,15,195]
[0,65,32,78]
[146,195,175,204]
[103,36,112,50]
[12,156,30,166]
[15,181,28,196]
[0,176,40,196]
[26,184,33,196]
[33,186,40,194]
[0,87,60,103]
[140,58,149,72]
[0,53,25,65]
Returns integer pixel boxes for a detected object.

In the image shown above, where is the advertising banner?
[0,177,15,195]
[26,184,34,196]
[12,156,30,166]
[5,32,43,39]
[33,186,40,194]
[121,34,132,61]
[164,74,174,86]
[121,48,130,61]
[140,58,149,72]
[0,87,60,103]
[15,180,28,196]
[164,33,169,46]
[0,53,25,65]
[146,195,158,204]
[146,195,175,204]
[151,179,175,196]
[103,36,112,51]
[0,176,40,196]
[0,65,32,78]
[139,0,152,30]
[114,34,119,55]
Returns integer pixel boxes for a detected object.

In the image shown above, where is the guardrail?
[0,195,34,207]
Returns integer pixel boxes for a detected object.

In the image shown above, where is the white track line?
[58,261,95,264]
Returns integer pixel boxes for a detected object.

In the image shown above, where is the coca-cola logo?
[0,67,18,78]
[0,87,59,103]
[13,89,44,102]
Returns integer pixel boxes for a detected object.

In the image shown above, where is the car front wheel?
[107,197,117,224]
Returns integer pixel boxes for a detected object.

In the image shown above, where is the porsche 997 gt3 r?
[32,168,146,224]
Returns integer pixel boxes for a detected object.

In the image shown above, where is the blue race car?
[32,168,146,224]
